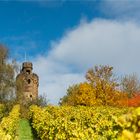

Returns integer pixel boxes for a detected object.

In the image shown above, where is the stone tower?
[16,62,39,103]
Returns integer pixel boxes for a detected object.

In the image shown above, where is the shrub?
[117,107,140,139]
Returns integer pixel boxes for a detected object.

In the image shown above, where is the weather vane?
[25,51,27,62]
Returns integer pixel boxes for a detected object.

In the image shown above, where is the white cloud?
[33,56,84,104]
[100,0,140,21]
[32,19,140,104]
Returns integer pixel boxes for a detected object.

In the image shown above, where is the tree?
[59,82,96,106]
[0,45,8,65]
[0,44,16,102]
[85,65,120,106]
[121,73,140,98]
[60,65,125,106]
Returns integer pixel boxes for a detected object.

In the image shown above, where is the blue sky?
[1,0,140,104]
[0,1,102,59]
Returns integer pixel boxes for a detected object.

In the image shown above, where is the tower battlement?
[22,62,33,69]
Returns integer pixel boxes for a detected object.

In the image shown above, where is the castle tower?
[16,62,39,103]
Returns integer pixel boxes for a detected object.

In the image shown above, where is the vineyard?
[29,105,129,140]
[0,104,20,140]
[1,104,140,139]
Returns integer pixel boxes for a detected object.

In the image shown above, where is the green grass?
[19,119,34,140]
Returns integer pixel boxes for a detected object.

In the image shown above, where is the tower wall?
[16,62,39,103]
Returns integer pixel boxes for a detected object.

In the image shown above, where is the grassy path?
[19,119,34,140]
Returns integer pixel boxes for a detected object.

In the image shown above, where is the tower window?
[26,70,30,74]
[28,79,31,84]
[30,94,32,101]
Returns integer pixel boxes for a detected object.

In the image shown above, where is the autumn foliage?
[60,65,123,106]
[119,93,140,107]
[59,82,96,106]
[60,65,140,107]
